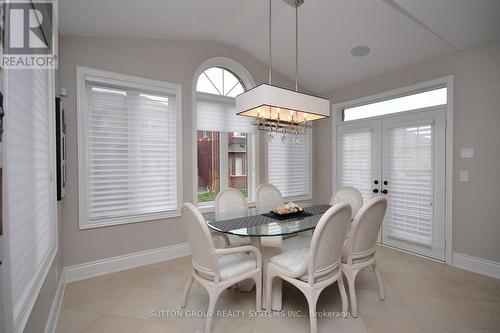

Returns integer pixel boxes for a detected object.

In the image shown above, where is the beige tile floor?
[56,246,500,333]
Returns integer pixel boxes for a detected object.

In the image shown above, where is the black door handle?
[382,189,388,194]
[373,189,379,193]
[374,180,379,185]
[383,180,388,185]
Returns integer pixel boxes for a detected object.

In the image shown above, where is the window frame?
[76,66,183,229]
[192,57,257,212]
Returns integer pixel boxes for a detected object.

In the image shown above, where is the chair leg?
[345,268,359,317]
[205,288,221,333]
[181,275,194,308]
[306,292,320,333]
[265,270,275,310]
[337,275,348,314]
[372,263,385,300]
[254,273,262,310]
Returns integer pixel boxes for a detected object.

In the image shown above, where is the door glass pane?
[344,87,447,121]
[338,130,373,201]
[385,124,434,246]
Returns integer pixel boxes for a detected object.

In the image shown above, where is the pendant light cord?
[295,0,299,92]
[268,0,272,85]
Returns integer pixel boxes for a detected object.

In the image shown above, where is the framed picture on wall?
[55,97,67,200]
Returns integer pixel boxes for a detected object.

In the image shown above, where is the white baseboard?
[64,242,191,283]
[44,270,66,333]
[453,252,500,280]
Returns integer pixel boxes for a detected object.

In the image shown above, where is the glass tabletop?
[206,205,331,237]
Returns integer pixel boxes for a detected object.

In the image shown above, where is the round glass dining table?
[206,204,332,310]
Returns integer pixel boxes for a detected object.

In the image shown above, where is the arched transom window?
[196,67,245,97]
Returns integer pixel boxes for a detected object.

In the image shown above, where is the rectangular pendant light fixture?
[236,83,330,123]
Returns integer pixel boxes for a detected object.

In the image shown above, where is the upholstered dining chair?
[214,188,251,246]
[266,203,352,333]
[255,183,284,248]
[341,196,387,317]
[330,186,364,218]
[181,203,262,333]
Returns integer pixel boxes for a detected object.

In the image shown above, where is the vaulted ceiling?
[59,0,500,93]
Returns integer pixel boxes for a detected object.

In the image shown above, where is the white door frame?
[331,75,454,264]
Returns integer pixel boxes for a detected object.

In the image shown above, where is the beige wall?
[59,36,298,267]
[314,41,500,262]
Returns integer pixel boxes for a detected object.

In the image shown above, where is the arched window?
[195,64,254,205]
[196,67,245,97]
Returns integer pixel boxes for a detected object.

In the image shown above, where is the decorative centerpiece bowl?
[273,202,303,215]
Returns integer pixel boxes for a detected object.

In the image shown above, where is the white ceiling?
[59,0,500,93]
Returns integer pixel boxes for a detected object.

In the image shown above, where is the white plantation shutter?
[385,124,434,246]
[338,130,373,201]
[267,134,311,198]
[3,69,57,332]
[196,93,253,133]
[78,69,181,228]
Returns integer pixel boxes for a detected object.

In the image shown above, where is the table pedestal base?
[251,238,282,311]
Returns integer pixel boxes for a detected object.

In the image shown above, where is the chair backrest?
[181,203,217,277]
[255,183,284,214]
[307,203,351,283]
[345,196,387,264]
[330,186,363,218]
[215,188,248,220]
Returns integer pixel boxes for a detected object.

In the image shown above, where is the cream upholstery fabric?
[215,188,248,219]
[256,183,284,248]
[218,252,257,280]
[330,186,363,218]
[255,183,284,214]
[270,247,309,276]
[215,188,251,246]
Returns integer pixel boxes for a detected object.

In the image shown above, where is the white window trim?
[2,68,58,333]
[331,75,454,264]
[192,57,257,212]
[76,66,183,229]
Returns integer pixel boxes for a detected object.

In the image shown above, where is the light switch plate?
[459,170,469,182]
[461,148,474,159]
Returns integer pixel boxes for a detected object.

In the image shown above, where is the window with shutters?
[3,68,57,332]
[196,67,254,204]
[77,67,182,229]
[267,133,312,200]
[338,130,373,201]
[386,124,434,245]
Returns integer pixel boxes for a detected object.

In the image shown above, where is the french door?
[337,109,446,260]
